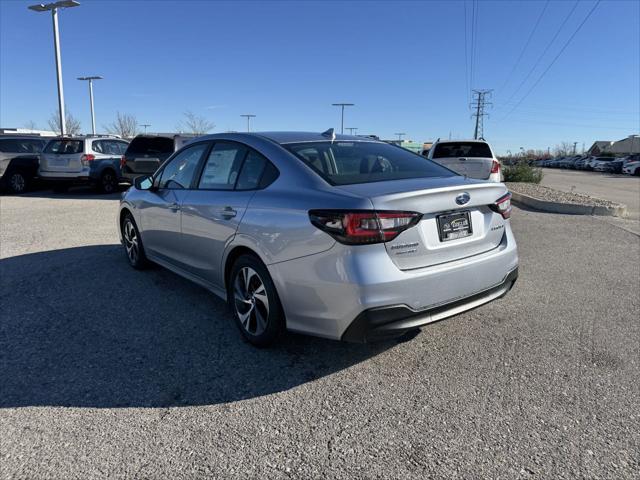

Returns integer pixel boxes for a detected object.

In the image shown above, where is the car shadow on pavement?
[0,245,394,409]
[19,185,126,200]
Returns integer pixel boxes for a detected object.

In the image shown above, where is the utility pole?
[331,103,354,134]
[573,142,578,155]
[240,114,256,132]
[140,124,151,133]
[29,1,81,136]
[395,133,406,142]
[77,76,102,135]
[346,127,358,135]
[470,89,493,140]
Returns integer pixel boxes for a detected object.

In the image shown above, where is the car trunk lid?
[40,139,84,173]
[336,178,508,270]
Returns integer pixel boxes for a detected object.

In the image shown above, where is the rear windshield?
[0,138,45,153]
[125,136,174,156]
[432,142,492,159]
[44,139,84,154]
[285,141,455,186]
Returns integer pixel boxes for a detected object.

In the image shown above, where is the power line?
[500,0,580,111]
[502,0,601,121]
[463,0,469,104]
[498,0,550,93]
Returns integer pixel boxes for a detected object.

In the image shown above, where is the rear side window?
[235,150,268,190]
[0,139,45,153]
[432,142,492,159]
[44,139,84,154]
[198,142,246,190]
[286,141,454,186]
[125,136,174,156]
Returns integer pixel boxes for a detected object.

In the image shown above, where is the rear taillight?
[490,192,512,219]
[309,210,422,245]
[81,154,95,166]
[120,155,126,169]
[490,160,501,174]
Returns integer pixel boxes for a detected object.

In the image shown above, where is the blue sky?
[1,0,638,154]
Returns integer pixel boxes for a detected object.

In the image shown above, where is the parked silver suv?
[0,136,47,193]
[119,131,518,346]
[39,135,129,192]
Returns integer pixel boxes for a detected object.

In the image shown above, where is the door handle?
[220,206,237,218]
[168,202,180,211]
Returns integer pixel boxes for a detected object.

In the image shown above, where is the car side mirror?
[134,175,154,191]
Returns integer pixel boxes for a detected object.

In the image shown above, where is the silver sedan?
[118,131,518,346]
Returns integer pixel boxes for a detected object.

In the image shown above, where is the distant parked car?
[120,133,200,183]
[39,135,129,193]
[592,157,616,172]
[573,156,589,170]
[426,139,502,182]
[0,136,48,194]
[622,155,640,175]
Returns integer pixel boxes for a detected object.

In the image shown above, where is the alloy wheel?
[9,173,25,193]
[233,267,270,336]
[123,219,139,264]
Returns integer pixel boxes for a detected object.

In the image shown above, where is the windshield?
[285,141,455,186]
[432,142,493,159]
[44,139,83,154]
[126,136,174,155]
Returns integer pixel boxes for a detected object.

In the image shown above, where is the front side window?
[432,142,493,159]
[198,142,247,190]
[158,143,208,189]
[286,141,454,186]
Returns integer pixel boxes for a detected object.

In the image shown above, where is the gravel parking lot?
[1,189,639,479]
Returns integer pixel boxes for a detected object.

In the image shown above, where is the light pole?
[140,124,151,133]
[331,103,354,134]
[240,114,256,132]
[395,132,406,142]
[346,127,358,135]
[28,1,80,136]
[77,76,102,135]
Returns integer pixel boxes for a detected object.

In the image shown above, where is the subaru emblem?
[455,192,470,205]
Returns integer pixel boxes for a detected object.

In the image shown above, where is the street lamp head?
[332,103,354,107]
[28,1,80,12]
[77,76,103,80]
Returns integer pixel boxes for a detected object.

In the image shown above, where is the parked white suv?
[424,139,502,182]
[622,155,640,175]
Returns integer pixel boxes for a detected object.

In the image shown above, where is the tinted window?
[44,139,84,154]
[92,140,105,153]
[286,141,454,186]
[158,143,208,189]
[116,141,129,154]
[126,136,174,156]
[0,138,45,153]
[198,142,246,190]
[236,150,268,190]
[432,142,492,159]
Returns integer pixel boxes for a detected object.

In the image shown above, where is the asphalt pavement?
[540,168,640,220]
[1,189,638,479]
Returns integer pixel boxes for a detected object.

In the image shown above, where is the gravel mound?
[506,182,621,207]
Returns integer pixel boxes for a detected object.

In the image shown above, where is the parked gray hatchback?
[119,131,518,346]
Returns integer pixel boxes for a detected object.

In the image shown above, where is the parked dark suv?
[120,133,199,183]
[0,136,48,194]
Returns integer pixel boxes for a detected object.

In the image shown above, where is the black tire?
[99,169,118,194]
[121,213,149,269]
[5,170,28,194]
[228,254,285,347]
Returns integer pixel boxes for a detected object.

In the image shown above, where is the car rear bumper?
[269,223,519,341]
[342,267,518,342]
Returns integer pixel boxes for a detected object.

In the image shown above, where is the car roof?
[0,136,48,141]
[436,139,489,143]
[255,131,382,145]
[132,133,200,139]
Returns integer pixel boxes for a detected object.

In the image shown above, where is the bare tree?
[23,120,38,130]
[177,111,215,134]
[48,108,82,136]
[554,141,574,157]
[105,112,139,139]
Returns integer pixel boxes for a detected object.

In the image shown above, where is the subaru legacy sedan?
[119,131,518,346]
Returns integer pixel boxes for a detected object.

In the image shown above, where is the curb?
[510,191,627,218]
